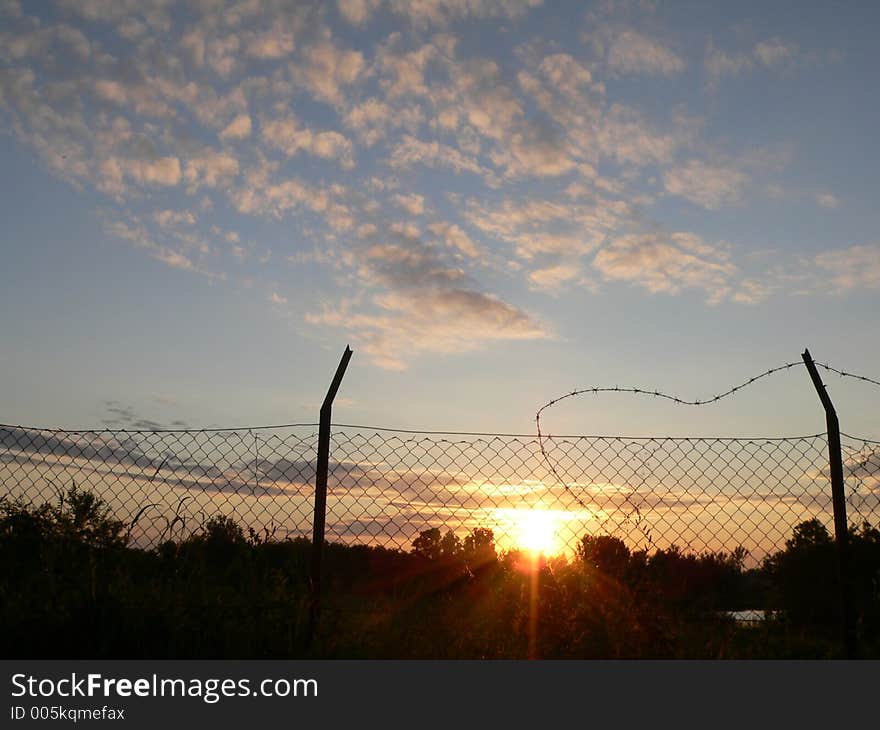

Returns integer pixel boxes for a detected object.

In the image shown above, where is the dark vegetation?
[2,487,879,658]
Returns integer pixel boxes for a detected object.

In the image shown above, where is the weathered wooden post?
[307,345,353,646]
[801,347,856,658]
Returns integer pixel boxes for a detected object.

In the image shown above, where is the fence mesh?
[2,423,879,564]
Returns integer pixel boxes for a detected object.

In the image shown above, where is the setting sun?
[504,509,566,556]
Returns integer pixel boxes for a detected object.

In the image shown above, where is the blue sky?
[1,0,878,438]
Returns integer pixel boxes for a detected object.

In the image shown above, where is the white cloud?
[593,232,736,303]
[262,116,354,167]
[219,113,252,141]
[293,41,365,106]
[377,36,440,98]
[183,150,240,190]
[308,287,547,370]
[0,0,864,361]
[392,193,426,216]
[596,104,677,167]
[536,53,596,101]
[427,221,482,259]
[705,48,753,85]
[663,159,748,209]
[154,209,196,227]
[337,0,382,25]
[606,30,684,77]
[498,129,576,177]
[261,116,310,155]
[344,98,391,145]
[814,244,880,290]
[389,135,485,176]
[0,23,91,62]
[732,278,772,304]
[518,50,685,173]
[93,79,127,105]
[312,132,355,167]
[754,39,798,67]
[179,28,206,66]
[344,97,423,145]
[464,196,617,261]
[445,58,524,143]
[55,25,92,59]
[268,291,288,305]
[247,28,295,59]
[816,192,840,209]
[528,263,582,292]
[706,38,801,86]
[230,161,344,222]
[103,216,221,279]
[127,156,182,187]
[387,0,543,29]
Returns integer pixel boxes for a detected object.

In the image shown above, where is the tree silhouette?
[577,535,631,577]
[785,518,832,551]
[764,518,837,626]
[412,527,465,561]
[463,527,495,568]
[412,527,443,560]
[3,486,879,659]
[440,529,462,559]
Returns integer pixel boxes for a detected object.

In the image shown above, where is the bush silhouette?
[2,488,879,658]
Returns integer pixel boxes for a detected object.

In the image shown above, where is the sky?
[1,0,879,440]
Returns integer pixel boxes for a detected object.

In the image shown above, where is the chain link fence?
[2,422,879,564]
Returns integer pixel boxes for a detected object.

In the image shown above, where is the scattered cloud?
[389,135,485,176]
[427,221,482,260]
[219,113,252,141]
[606,30,684,77]
[706,37,802,86]
[103,400,173,430]
[816,192,840,209]
[246,27,295,60]
[124,156,183,187]
[392,193,426,216]
[592,232,736,303]
[814,244,880,291]
[183,150,240,190]
[308,287,547,370]
[103,216,222,279]
[154,209,197,228]
[337,0,383,26]
[731,278,773,305]
[753,39,798,68]
[0,2,867,375]
[528,263,584,293]
[293,40,366,107]
[388,0,543,29]
[464,196,616,261]
[663,159,748,209]
[262,116,355,168]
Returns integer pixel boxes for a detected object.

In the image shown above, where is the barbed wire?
[0,359,876,437]
[535,362,803,515]
[535,358,880,519]
[817,362,880,390]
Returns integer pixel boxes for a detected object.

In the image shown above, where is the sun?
[512,509,561,556]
